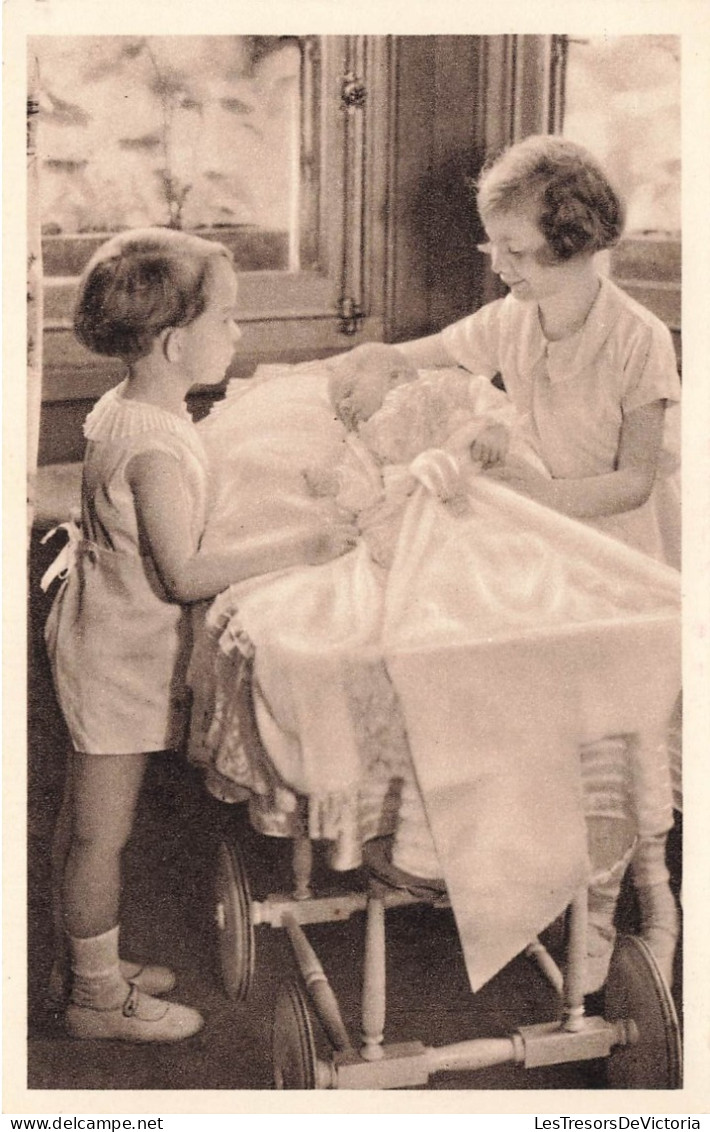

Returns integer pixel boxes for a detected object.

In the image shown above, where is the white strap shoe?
[48,958,176,1006]
[65,984,203,1043]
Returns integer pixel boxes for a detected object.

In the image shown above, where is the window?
[560,35,681,358]
[36,36,322,273]
[562,35,680,238]
[30,33,393,453]
[476,35,681,354]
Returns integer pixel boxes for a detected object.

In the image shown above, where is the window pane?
[33,35,321,273]
[562,36,680,236]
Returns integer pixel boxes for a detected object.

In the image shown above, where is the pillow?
[198,367,360,554]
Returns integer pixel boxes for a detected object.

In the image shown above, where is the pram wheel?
[604,933,682,1089]
[214,839,255,1001]
[272,980,320,1089]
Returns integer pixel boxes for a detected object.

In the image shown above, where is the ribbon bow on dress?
[39,515,84,593]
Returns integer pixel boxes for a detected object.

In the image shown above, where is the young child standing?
[42,227,356,1042]
[337,135,681,990]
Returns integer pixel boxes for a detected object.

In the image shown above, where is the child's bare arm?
[129,451,358,603]
[485,401,665,518]
[397,332,457,369]
[327,333,454,376]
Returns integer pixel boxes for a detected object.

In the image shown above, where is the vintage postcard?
[3,0,710,1119]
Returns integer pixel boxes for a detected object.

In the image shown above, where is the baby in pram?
[192,345,680,995]
[328,345,676,984]
[310,342,550,566]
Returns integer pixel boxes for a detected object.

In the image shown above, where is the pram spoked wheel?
[604,933,682,1089]
[272,980,323,1089]
[214,839,255,1001]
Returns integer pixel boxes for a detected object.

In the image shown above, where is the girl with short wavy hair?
[336,134,682,994]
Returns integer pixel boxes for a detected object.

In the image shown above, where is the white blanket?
[196,365,681,990]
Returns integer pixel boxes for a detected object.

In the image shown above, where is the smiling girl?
[337,134,682,992]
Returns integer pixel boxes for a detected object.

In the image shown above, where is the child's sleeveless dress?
[44,382,209,755]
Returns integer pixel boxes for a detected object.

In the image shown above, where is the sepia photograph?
[5,0,710,1117]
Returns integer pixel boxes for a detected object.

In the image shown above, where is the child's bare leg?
[62,752,202,1041]
[628,695,682,986]
[585,815,636,994]
[63,752,147,939]
[629,702,681,987]
[48,749,175,1003]
[631,831,679,987]
[582,737,636,994]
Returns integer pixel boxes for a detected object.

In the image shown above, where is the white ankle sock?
[636,881,679,945]
[69,926,129,1010]
[631,831,670,888]
[585,857,628,993]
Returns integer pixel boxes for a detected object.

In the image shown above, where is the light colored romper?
[44,382,209,755]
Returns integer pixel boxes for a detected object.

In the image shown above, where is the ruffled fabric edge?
[84,380,195,445]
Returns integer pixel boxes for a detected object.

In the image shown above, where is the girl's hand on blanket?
[302,515,359,564]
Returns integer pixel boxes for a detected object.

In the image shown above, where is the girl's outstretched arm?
[397,332,457,369]
[128,450,357,604]
[328,336,458,428]
[484,400,666,519]
[329,333,455,374]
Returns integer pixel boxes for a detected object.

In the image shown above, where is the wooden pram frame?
[214,828,682,1091]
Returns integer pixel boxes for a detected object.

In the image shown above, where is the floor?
[26,532,682,1095]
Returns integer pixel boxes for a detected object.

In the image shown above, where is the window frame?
[478,34,681,361]
[38,34,394,412]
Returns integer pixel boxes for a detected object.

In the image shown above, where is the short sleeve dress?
[441,276,682,568]
[44,382,209,755]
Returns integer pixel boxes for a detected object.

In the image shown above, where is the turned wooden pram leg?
[282,913,352,1053]
[563,888,589,1031]
[361,895,386,1060]
[292,834,314,901]
[524,938,564,995]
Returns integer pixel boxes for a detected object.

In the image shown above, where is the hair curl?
[476,135,626,262]
[73,227,233,362]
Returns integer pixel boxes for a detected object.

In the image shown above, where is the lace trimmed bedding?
[188,362,681,990]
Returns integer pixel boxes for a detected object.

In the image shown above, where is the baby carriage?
[188,367,682,1090]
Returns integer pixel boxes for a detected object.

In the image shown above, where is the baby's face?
[329,344,417,430]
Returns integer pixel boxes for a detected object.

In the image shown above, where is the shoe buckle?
[122,983,140,1018]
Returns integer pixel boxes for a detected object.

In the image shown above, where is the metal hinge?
[341,71,367,111]
[338,295,365,336]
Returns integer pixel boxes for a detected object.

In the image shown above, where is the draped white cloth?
[382,479,679,988]
[193,366,681,990]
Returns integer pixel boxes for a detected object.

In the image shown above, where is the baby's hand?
[302,515,359,564]
[470,421,510,468]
